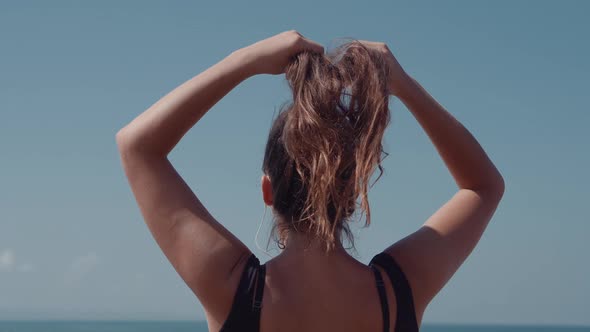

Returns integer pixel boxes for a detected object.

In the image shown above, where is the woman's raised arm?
[360,41,505,326]
[115,31,323,323]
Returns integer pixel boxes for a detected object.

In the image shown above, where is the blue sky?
[1,0,588,326]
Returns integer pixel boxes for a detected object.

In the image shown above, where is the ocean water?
[0,321,588,332]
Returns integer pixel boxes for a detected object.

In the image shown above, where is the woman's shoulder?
[203,251,261,331]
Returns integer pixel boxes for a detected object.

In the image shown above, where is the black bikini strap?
[234,254,258,305]
[253,263,266,311]
[220,254,262,332]
[371,265,390,332]
[370,253,419,332]
[250,260,266,332]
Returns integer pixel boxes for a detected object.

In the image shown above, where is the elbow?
[491,164,505,198]
[481,162,506,201]
[115,126,167,159]
[483,173,505,202]
[115,128,132,165]
[466,172,505,202]
[115,126,133,152]
[115,125,143,159]
[492,175,505,200]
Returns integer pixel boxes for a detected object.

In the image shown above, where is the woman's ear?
[261,175,273,206]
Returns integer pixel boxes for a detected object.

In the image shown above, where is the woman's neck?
[281,231,348,258]
[270,231,360,278]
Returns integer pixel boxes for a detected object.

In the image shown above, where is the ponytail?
[262,41,391,251]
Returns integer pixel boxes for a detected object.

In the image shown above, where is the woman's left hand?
[239,30,324,75]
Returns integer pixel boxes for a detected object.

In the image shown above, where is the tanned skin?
[117,31,504,331]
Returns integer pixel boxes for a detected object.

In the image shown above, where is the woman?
[116,31,504,332]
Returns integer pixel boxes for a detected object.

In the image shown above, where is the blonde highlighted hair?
[262,41,391,251]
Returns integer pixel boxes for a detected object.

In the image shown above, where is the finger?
[354,40,390,57]
[356,40,381,49]
[301,38,325,54]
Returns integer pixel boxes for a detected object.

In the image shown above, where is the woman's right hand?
[239,30,324,76]
[357,40,413,98]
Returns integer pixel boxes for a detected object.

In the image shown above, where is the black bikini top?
[219,252,419,332]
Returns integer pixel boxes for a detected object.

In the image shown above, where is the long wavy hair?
[262,41,391,251]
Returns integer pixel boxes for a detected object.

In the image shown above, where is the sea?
[0,321,587,332]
